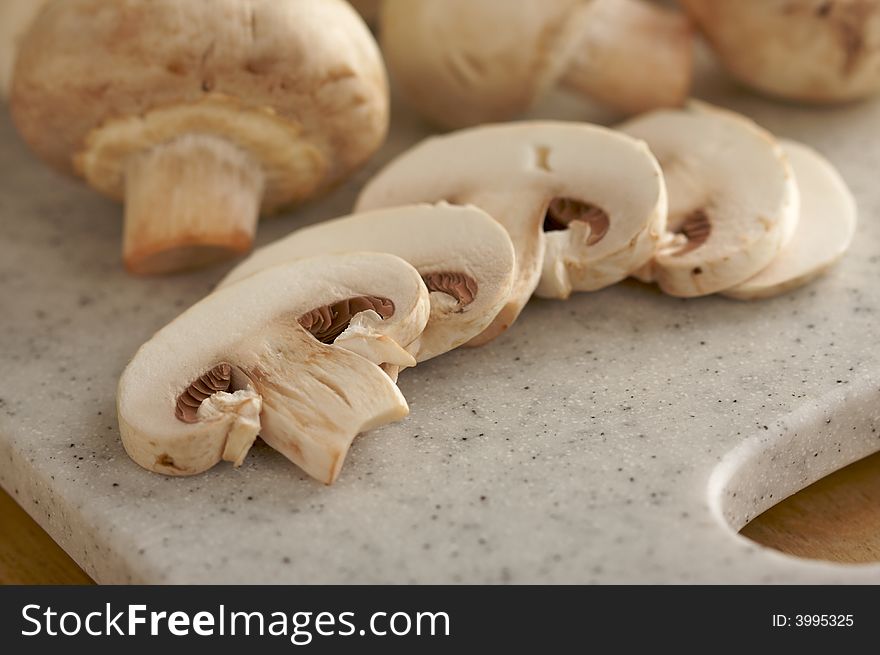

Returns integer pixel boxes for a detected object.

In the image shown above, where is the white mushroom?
[0,0,48,99]
[619,103,799,297]
[118,253,430,484]
[221,203,516,361]
[379,0,693,129]
[11,0,388,274]
[682,0,880,103]
[356,121,667,344]
[724,140,857,300]
[561,0,695,115]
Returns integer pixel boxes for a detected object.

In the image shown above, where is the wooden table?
[2,452,879,584]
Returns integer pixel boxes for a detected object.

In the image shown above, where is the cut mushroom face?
[356,121,667,344]
[117,253,430,484]
[221,203,516,361]
[681,0,880,103]
[379,0,693,129]
[11,0,388,274]
[619,103,799,297]
[724,140,857,300]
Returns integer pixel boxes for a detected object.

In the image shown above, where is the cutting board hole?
[740,451,880,563]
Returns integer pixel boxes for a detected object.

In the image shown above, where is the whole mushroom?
[681,0,880,103]
[0,0,48,99]
[380,0,693,129]
[118,252,430,484]
[11,0,388,274]
[356,121,667,344]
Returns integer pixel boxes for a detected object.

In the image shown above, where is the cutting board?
[2,56,879,583]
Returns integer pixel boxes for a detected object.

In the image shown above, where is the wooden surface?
[741,451,880,564]
[2,452,879,584]
[0,489,93,584]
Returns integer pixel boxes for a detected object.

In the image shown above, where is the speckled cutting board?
[2,55,880,583]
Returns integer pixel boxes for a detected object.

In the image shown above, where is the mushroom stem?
[123,134,264,275]
[246,325,409,484]
[560,0,693,114]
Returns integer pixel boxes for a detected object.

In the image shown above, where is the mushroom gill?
[673,208,712,256]
[175,363,233,423]
[422,272,478,307]
[299,296,395,344]
[543,198,611,246]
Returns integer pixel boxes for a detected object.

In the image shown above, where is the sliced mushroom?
[10,0,388,274]
[619,103,799,297]
[724,140,857,300]
[682,0,880,103]
[380,0,693,129]
[118,253,430,484]
[0,0,47,99]
[356,121,667,344]
[221,203,516,361]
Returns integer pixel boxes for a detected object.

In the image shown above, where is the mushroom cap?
[620,104,799,297]
[118,252,430,484]
[11,0,388,209]
[356,121,666,342]
[380,0,585,128]
[0,0,48,99]
[681,0,880,103]
[220,203,516,361]
[724,140,857,300]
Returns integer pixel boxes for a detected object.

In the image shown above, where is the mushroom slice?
[356,122,666,344]
[11,0,388,274]
[619,104,799,297]
[118,253,430,484]
[220,204,516,361]
[724,140,857,300]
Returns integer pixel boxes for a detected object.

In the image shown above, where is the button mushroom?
[10,0,389,274]
[117,252,430,484]
[379,0,693,129]
[724,140,857,300]
[620,103,799,297]
[0,0,47,99]
[681,0,880,103]
[220,203,516,361]
[356,122,667,344]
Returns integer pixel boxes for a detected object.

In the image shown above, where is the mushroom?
[681,0,880,103]
[619,103,799,297]
[220,203,516,361]
[356,121,667,345]
[10,0,388,274]
[379,0,693,129]
[724,140,857,300]
[117,252,430,484]
[0,0,48,99]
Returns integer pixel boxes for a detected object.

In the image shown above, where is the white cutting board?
[1,56,879,583]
